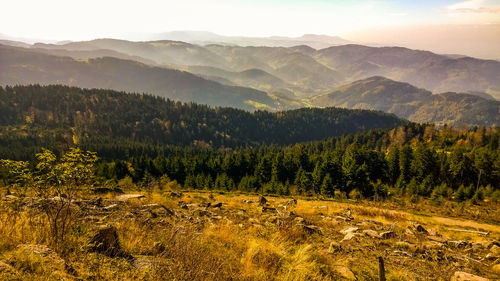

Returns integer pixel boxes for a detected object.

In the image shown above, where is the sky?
[1,0,500,41]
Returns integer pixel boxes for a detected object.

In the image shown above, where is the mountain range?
[1,36,499,127]
[24,38,500,99]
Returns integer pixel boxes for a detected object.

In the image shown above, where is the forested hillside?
[0,85,498,201]
[0,85,404,159]
[310,76,500,127]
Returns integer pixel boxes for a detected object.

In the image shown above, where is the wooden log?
[447,228,489,236]
[378,256,386,281]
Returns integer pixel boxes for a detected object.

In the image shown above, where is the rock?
[88,225,128,258]
[486,245,500,260]
[491,264,500,274]
[211,202,223,208]
[405,228,416,238]
[380,231,396,239]
[4,195,19,201]
[15,244,76,278]
[428,235,446,243]
[393,250,413,257]
[451,271,489,281]
[342,232,361,241]
[333,264,356,280]
[427,228,440,236]
[104,203,119,211]
[262,206,277,213]
[17,244,65,266]
[199,202,211,208]
[363,229,381,239]
[294,216,305,224]
[340,227,359,235]
[328,241,342,253]
[335,216,353,222]
[169,192,183,198]
[414,224,428,234]
[490,244,500,255]
[116,194,145,201]
[421,241,444,250]
[259,196,268,206]
[447,241,471,249]
[300,224,321,235]
[133,256,155,271]
[395,241,417,252]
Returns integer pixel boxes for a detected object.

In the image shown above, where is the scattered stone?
[405,228,416,238]
[299,224,321,235]
[380,231,396,239]
[395,241,417,252]
[428,235,446,243]
[294,216,305,224]
[211,202,223,208]
[340,227,359,235]
[491,264,500,274]
[116,194,145,201]
[332,264,356,280]
[490,244,500,255]
[414,224,429,235]
[88,225,128,258]
[393,250,413,257]
[485,244,500,260]
[262,206,277,213]
[421,241,444,250]
[199,202,211,208]
[363,229,381,239]
[447,241,471,249]
[18,244,66,266]
[451,271,489,281]
[133,256,155,271]
[104,204,119,211]
[142,203,159,208]
[335,216,353,222]
[259,196,268,206]
[170,192,183,198]
[427,228,440,236]
[4,195,19,201]
[342,232,361,241]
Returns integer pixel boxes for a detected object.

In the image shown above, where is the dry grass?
[1,189,499,280]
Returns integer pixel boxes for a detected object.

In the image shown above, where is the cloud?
[447,0,500,13]
[451,6,500,12]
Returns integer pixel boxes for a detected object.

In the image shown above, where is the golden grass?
[1,189,500,280]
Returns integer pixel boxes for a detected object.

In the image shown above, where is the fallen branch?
[447,228,489,236]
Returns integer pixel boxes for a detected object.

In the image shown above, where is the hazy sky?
[1,0,500,41]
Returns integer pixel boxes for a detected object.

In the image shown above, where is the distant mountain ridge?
[2,39,499,127]
[0,44,278,111]
[25,38,500,99]
[309,76,500,127]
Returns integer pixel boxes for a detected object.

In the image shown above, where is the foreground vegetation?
[1,185,499,280]
[0,148,499,280]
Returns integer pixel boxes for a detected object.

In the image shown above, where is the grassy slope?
[1,187,499,280]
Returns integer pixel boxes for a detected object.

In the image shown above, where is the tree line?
[94,125,500,202]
